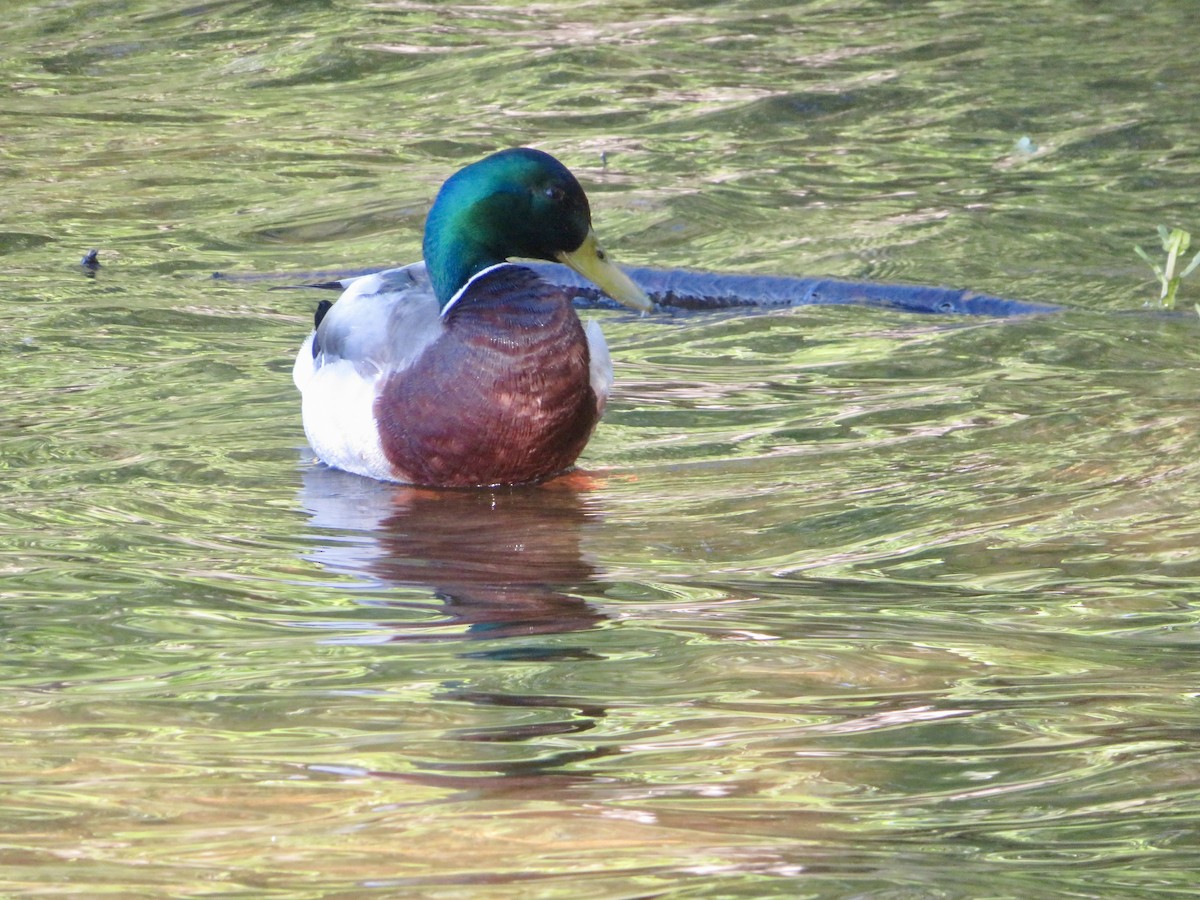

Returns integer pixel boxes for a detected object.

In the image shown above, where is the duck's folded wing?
[294,263,443,390]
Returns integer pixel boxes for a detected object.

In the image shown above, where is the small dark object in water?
[80,249,101,274]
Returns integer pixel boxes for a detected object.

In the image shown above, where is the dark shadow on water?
[219,259,1065,316]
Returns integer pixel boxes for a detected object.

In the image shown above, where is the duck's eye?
[543,184,566,203]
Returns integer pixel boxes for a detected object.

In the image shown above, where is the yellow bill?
[556,229,653,312]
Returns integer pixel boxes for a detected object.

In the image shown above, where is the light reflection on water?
[3,0,1200,894]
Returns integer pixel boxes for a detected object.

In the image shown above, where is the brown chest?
[373,267,601,487]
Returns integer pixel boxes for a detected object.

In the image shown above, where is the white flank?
[585,319,613,416]
[292,268,443,483]
[294,334,396,481]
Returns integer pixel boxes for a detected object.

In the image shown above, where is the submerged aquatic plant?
[1134,226,1200,309]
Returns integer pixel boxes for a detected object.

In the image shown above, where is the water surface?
[3,0,1200,896]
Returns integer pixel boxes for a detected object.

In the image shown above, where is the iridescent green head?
[422,148,650,312]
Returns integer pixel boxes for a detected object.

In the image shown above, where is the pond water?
[4,0,1200,895]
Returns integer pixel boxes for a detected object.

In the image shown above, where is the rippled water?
[4,0,1200,895]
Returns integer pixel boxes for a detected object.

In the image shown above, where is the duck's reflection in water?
[298,464,618,787]
[300,464,608,641]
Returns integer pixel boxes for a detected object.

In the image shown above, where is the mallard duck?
[292,148,652,487]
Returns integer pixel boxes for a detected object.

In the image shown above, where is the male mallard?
[292,148,651,487]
